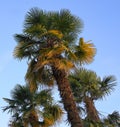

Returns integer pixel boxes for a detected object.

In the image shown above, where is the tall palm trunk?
[84,96,100,122]
[52,67,83,127]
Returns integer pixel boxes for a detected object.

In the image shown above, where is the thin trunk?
[84,96,100,122]
[52,67,83,127]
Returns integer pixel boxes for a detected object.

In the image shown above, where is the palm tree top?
[69,68,117,100]
[3,84,63,127]
[24,8,83,36]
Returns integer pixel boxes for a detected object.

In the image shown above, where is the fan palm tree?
[103,111,120,127]
[69,68,116,125]
[13,8,96,127]
[3,84,63,127]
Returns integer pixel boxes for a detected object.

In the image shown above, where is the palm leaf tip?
[75,38,96,65]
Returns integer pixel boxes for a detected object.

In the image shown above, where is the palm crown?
[14,8,96,92]
[3,84,63,127]
[69,68,117,125]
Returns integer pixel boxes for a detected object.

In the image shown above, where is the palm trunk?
[29,110,40,127]
[84,96,100,122]
[52,67,83,127]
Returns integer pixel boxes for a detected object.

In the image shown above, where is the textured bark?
[52,67,83,127]
[84,96,100,122]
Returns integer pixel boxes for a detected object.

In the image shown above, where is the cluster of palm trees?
[3,8,120,127]
[69,68,120,127]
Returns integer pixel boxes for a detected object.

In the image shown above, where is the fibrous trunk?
[52,67,83,127]
[84,96,100,122]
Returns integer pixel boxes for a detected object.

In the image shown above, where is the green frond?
[3,83,63,127]
[35,89,53,106]
[24,7,48,30]
[69,68,117,104]
[24,24,47,37]
[14,34,39,60]
[50,9,83,42]
[103,111,120,127]
[74,38,96,65]
[98,75,117,99]
[47,104,63,121]
[24,8,83,43]
[2,98,16,113]
[43,104,63,126]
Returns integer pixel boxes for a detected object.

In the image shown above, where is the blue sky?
[0,0,120,126]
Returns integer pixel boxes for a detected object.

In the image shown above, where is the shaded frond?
[98,75,117,99]
[24,24,47,37]
[50,9,83,43]
[2,98,17,113]
[26,59,55,90]
[14,34,39,60]
[24,7,48,30]
[25,60,38,92]
[35,89,53,106]
[43,104,63,126]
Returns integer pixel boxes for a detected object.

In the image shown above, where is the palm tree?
[69,68,116,125]
[103,111,120,127]
[3,84,63,127]
[13,8,96,127]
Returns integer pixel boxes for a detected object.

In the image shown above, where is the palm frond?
[24,7,48,30]
[35,89,53,106]
[74,38,96,65]
[14,34,39,60]
[103,111,120,126]
[43,104,63,126]
[98,75,117,99]
[25,60,39,92]
[50,9,83,42]
[2,98,17,113]
[48,29,63,39]
[24,24,47,37]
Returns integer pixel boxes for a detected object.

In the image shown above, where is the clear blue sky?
[0,0,120,126]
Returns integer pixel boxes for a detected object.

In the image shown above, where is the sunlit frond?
[74,38,96,65]
[48,30,63,39]
[53,58,74,71]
